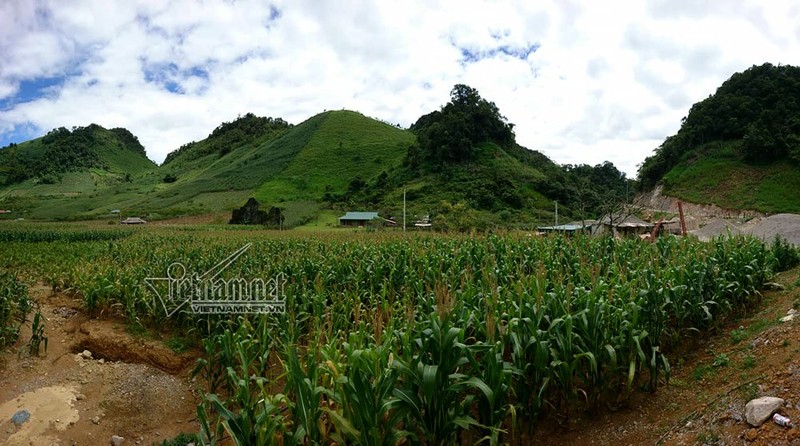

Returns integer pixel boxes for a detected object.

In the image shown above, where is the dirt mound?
[691,217,742,241]
[745,213,800,246]
[75,320,196,373]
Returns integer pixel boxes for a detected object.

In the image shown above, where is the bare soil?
[0,285,200,446]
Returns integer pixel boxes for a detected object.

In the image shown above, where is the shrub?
[771,234,799,272]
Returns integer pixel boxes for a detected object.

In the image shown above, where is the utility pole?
[555,200,558,226]
[403,188,406,233]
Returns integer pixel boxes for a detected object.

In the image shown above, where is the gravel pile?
[691,218,741,241]
[745,213,800,246]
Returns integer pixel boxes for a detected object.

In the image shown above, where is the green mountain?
[0,88,633,227]
[0,124,158,218]
[0,123,155,184]
[319,85,633,230]
[637,63,800,213]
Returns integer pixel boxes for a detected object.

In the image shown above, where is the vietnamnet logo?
[145,243,286,316]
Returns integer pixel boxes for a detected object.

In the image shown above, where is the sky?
[1,1,799,178]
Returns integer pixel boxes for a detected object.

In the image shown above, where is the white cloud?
[1,0,800,178]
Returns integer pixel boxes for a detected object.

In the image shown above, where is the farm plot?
[0,226,780,445]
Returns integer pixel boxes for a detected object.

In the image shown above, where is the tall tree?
[410,84,515,165]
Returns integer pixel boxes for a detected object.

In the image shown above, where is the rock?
[11,409,30,426]
[781,314,795,323]
[98,358,105,364]
[81,350,93,359]
[746,396,785,426]
[111,435,125,446]
[76,394,85,401]
[92,416,101,424]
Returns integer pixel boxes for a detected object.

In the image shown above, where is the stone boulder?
[745,396,785,427]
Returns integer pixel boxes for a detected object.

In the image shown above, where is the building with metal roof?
[339,211,380,227]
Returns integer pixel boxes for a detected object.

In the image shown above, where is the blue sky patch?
[142,61,211,94]
[459,43,541,64]
[0,123,41,149]
[269,5,281,21]
[0,76,66,110]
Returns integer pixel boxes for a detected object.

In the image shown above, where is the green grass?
[692,364,712,381]
[730,328,747,344]
[712,353,730,368]
[295,209,343,230]
[255,110,414,202]
[663,141,800,213]
[164,335,189,354]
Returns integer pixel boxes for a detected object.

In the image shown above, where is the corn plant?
[0,225,780,439]
[198,373,285,446]
[323,342,408,446]
[0,270,29,349]
[390,313,485,446]
[469,341,512,445]
[28,311,47,356]
[283,345,328,445]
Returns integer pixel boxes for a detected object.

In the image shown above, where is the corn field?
[0,225,782,445]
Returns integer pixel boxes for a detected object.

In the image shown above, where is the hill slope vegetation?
[0,87,634,227]
[327,85,633,230]
[0,124,158,219]
[638,63,800,212]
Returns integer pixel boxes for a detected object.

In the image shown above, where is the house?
[538,220,597,236]
[120,217,147,225]
[596,214,653,236]
[339,211,380,227]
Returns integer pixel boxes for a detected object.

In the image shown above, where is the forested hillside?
[0,124,154,185]
[638,63,800,192]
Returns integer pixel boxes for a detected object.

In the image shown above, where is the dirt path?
[0,285,200,446]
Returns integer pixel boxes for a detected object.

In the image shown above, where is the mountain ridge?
[0,91,633,227]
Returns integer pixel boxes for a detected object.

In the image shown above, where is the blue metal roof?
[538,224,587,231]
[339,211,379,221]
